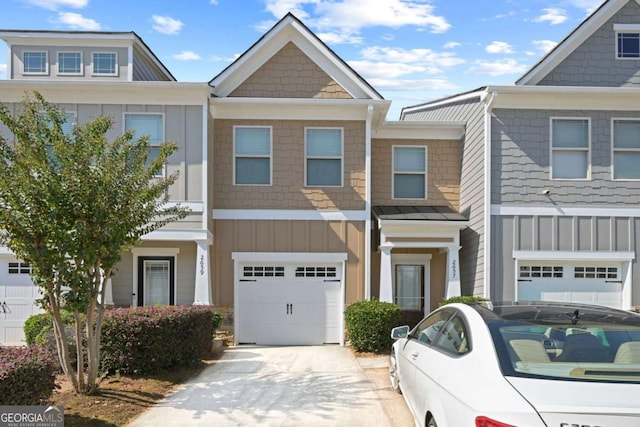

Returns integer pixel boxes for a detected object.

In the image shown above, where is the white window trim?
[614,24,640,60]
[91,51,118,76]
[304,127,344,188]
[56,51,83,76]
[123,112,166,178]
[550,117,591,181]
[233,125,272,186]
[611,117,640,181]
[392,145,428,200]
[392,254,432,316]
[22,50,48,75]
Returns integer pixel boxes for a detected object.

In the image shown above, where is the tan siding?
[213,119,366,210]
[372,138,460,209]
[212,219,365,307]
[230,42,352,99]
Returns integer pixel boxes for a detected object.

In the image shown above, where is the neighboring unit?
[402,0,640,310]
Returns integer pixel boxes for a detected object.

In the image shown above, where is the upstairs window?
[125,113,164,176]
[550,118,590,180]
[92,52,117,75]
[615,25,640,59]
[234,126,271,185]
[305,128,343,187]
[612,119,640,180]
[58,52,82,75]
[393,146,427,199]
[23,51,48,74]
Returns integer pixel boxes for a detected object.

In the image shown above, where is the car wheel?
[389,350,401,393]
[426,416,438,427]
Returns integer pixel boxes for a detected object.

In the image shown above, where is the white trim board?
[213,209,367,221]
[492,205,640,217]
[513,250,635,261]
[231,252,348,263]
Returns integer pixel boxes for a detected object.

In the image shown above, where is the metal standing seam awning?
[373,205,469,303]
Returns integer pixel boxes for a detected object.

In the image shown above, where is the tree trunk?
[48,292,80,392]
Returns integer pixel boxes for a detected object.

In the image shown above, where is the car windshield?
[482,303,640,383]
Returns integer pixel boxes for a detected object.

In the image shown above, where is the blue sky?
[0,0,605,119]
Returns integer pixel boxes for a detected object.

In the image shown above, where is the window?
[393,146,427,199]
[8,262,31,274]
[295,266,337,278]
[612,120,640,180]
[305,128,343,187]
[125,114,164,176]
[23,51,48,74]
[434,315,470,355]
[617,32,640,58]
[519,265,563,278]
[92,52,117,75]
[575,266,618,280]
[395,264,424,311]
[57,52,82,75]
[243,266,285,278]
[412,309,452,345]
[234,126,271,185]
[551,118,590,180]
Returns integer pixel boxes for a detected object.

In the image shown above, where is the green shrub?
[0,346,57,405]
[344,300,400,353]
[212,310,224,332]
[439,295,489,306]
[23,311,75,346]
[100,305,215,375]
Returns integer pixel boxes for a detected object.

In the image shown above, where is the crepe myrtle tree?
[0,92,189,394]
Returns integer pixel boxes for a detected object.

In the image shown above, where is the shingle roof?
[372,205,467,221]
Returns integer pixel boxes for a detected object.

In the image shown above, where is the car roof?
[464,301,640,327]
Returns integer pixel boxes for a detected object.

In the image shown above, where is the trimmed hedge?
[345,300,400,353]
[439,295,488,306]
[100,305,216,375]
[0,346,58,405]
[24,311,75,346]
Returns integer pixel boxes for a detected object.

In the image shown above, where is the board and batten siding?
[402,97,485,296]
[212,219,365,308]
[538,1,640,88]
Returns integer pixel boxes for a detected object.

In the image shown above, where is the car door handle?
[410,352,419,360]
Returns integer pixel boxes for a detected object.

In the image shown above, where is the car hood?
[506,376,640,426]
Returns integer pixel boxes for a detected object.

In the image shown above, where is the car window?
[434,315,470,355]
[412,309,453,345]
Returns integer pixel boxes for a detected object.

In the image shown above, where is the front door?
[137,257,175,306]
[395,264,425,312]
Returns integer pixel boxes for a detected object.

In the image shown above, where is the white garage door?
[236,263,343,345]
[0,259,43,346]
[517,262,623,308]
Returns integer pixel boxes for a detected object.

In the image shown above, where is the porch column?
[445,246,462,298]
[379,245,393,303]
[193,240,212,305]
[99,277,114,306]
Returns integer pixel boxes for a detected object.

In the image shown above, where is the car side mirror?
[391,325,410,340]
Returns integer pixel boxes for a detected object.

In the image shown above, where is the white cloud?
[485,41,514,54]
[210,0,219,4]
[152,15,184,35]
[468,59,528,77]
[172,51,201,61]
[360,46,465,68]
[21,0,87,10]
[317,31,363,45]
[57,12,101,30]
[567,0,602,14]
[444,42,461,49]
[534,8,568,25]
[0,64,6,77]
[210,53,241,62]
[367,77,459,92]
[349,60,432,79]
[532,39,558,53]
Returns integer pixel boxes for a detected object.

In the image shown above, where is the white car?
[390,301,640,427]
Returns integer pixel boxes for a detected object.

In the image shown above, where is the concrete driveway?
[128,345,412,427]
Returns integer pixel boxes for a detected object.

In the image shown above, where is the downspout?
[482,90,497,299]
[365,104,374,300]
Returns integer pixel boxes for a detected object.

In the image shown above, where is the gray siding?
[11,45,128,81]
[538,1,640,87]
[492,109,640,204]
[403,98,486,296]
[132,44,171,81]
[492,215,640,305]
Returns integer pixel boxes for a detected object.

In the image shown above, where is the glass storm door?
[395,265,424,311]
[138,257,175,306]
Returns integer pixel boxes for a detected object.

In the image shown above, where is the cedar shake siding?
[229,42,353,99]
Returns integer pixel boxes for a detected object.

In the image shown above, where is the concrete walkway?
[128,345,412,427]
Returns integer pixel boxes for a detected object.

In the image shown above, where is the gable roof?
[517,0,637,85]
[0,29,176,81]
[209,13,383,100]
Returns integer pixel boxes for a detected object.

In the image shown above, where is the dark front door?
[137,256,175,306]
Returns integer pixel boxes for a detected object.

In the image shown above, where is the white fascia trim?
[127,45,133,81]
[484,91,497,300]
[0,246,15,256]
[365,104,373,301]
[131,247,180,257]
[514,250,635,262]
[212,209,367,221]
[201,101,209,230]
[400,89,485,118]
[141,229,213,243]
[164,202,204,213]
[373,121,466,140]
[232,251,348,262]
[492,205,640,217]
[5,42,11,80]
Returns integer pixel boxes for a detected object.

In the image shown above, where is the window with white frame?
[92,52,117,75]
[57,52,82,75]
[125,114,164,176]
[305,128,343,187]
[612,119,640,180]
[615,24,640,59]
[234,126,271,185]
[8,261,31,274]
[23,51,48,74]
[551,118,590,180]
[393,146,427,199]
